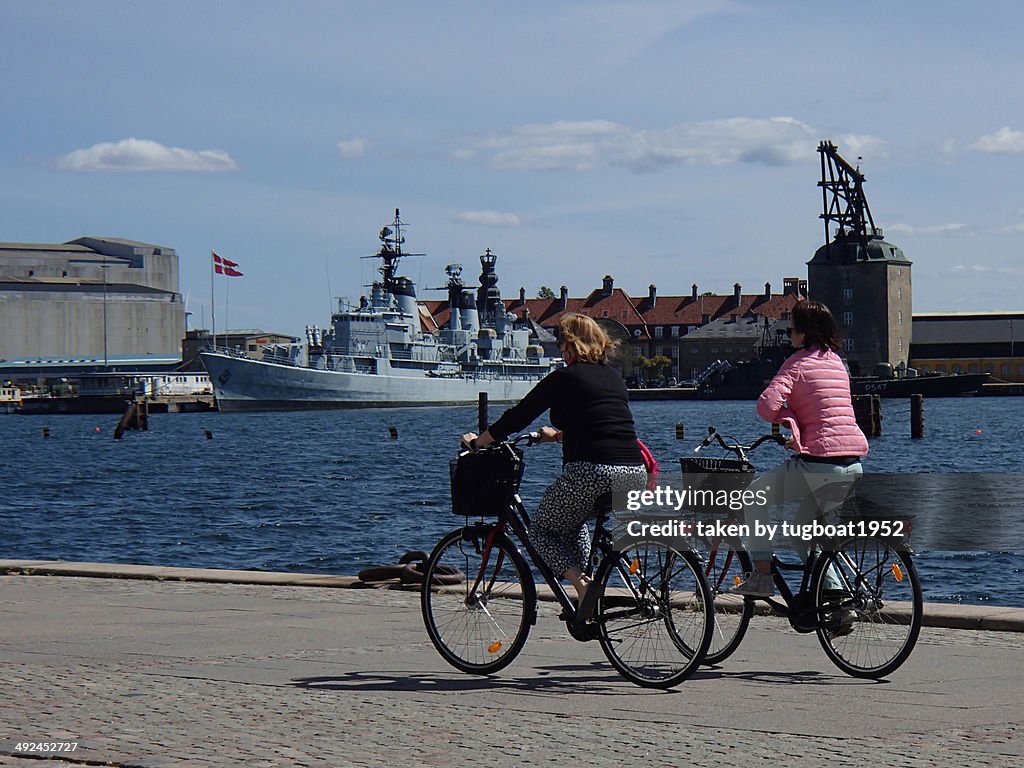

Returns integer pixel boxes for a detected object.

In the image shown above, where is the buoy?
[975,429,983,435]
[388,426,398,439]
[94,426,101,433]
[205,429,213,440]
[42,427,50,439]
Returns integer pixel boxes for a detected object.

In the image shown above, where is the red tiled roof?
[418,282,805,337]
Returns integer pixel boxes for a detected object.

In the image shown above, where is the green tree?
[639,354,672,382]
[537,285,556,299]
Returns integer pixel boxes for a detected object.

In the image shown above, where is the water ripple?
[2,399,1022,605]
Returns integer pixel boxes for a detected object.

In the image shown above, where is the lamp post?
[1011,319,1016,381]
[102,260,109,370]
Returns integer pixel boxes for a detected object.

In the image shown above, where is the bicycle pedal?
[570,622,600,642]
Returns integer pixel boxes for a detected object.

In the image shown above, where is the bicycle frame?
[468,489,657,641]
[764,551,831,632]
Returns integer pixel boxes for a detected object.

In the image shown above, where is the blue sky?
[3,0,1023,335]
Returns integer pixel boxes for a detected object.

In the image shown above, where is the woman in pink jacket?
[732,300,869,597]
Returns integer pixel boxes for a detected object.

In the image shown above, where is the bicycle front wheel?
[691,534,754,665]
[594,540,713,688]
[813,534,922,678]
[421,525,536,675]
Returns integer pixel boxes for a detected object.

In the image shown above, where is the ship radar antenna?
[445,263,464,284]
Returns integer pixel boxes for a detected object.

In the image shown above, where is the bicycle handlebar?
[694,425,786,457]
[461,431,541,454]
[509,431,542,447]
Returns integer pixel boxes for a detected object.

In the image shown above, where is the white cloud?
[337,138,368,159]
[969,127,1024,154]
[454,210,522,227]
[992,222,1024,234]
[455,117,885,173]
[57,138,238,172]
[949,264,1024,276]
[886,222,971,236]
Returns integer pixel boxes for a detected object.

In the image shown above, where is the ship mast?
[376,208,406,293]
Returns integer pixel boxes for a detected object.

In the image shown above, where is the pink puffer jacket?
[757,346,869,458]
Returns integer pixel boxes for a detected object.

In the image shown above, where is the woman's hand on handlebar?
[537,426,562,444]
[460,427,556,450]
[460,429,495,451]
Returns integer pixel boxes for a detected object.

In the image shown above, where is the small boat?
[201,210,560,411]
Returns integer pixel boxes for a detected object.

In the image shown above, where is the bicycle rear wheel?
[594,540,713,688]
[421,525,536,675]
[691,534,754,665]
[813,534,922,679]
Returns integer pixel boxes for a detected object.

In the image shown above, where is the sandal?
[573,582,603,627]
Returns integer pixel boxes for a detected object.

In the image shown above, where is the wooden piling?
[910,394,924,438]
[114,397,150,439]
[853,395,882,438]
[478,392,489,434]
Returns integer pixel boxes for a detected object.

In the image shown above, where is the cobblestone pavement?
[1,575,1021,767]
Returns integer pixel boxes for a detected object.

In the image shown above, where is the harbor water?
[2,398,1022,607]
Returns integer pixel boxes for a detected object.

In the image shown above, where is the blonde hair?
[558,313,615,363]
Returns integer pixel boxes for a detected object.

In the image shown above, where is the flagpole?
[211,251,216,351]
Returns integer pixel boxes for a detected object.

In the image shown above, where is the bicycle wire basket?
[678,456,756,514]
[450,444,525,517]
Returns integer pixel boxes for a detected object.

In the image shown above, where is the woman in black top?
[461,313,647,622]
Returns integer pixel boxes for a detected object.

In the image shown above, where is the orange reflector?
[488,641,503,654]
[891,563,904,582]
[629,558,640,574]
[734,574,742,586]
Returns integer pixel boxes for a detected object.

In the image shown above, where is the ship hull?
[201,352,546,411]
[697,372,989,400]
[850,373,988,398]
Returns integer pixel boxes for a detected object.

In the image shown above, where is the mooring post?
[910,394,924,438]
[478,392,488,434]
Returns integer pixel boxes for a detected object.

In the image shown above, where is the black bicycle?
[420,433,714,689]
[682,427,922,679]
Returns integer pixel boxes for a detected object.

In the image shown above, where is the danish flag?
[212,251,243,277]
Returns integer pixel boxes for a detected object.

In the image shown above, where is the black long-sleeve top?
[488,362,642,465]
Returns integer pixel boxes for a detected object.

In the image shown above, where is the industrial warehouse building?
[0,237,185,366]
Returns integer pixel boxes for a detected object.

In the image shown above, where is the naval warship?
[200,211,560,411]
